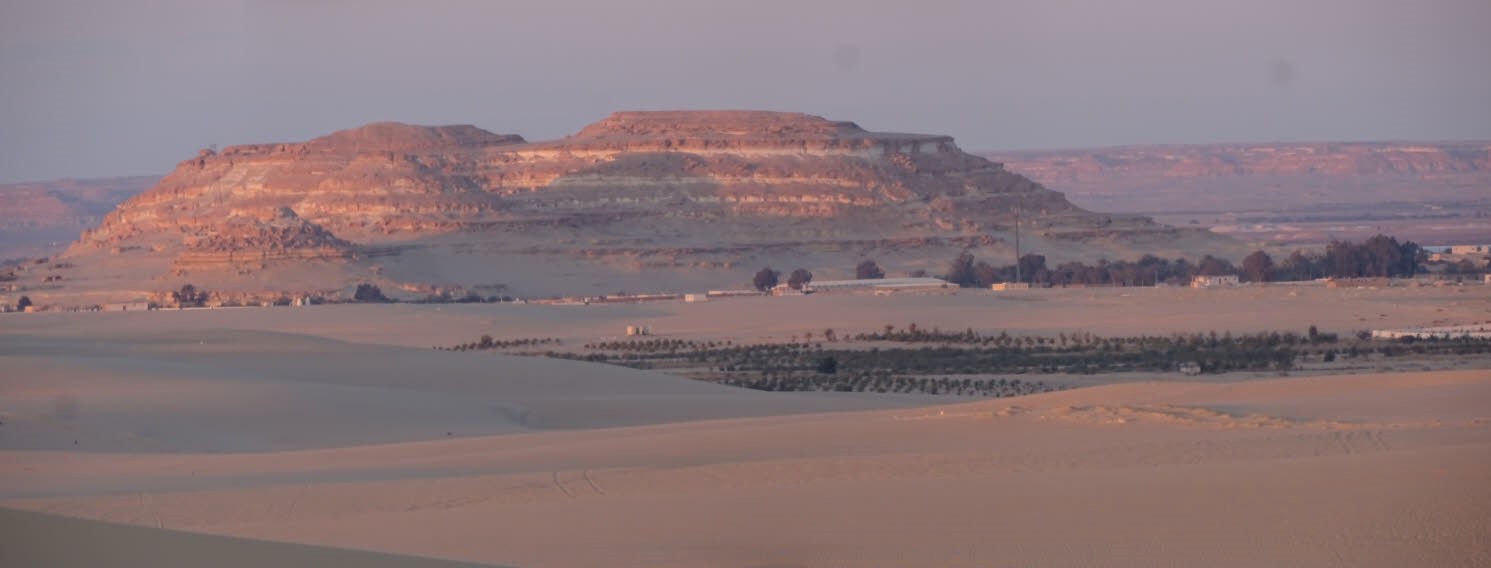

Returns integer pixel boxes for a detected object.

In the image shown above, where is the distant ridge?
[984,141,1491,245]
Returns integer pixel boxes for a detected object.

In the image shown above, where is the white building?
[1190,274,1240,288]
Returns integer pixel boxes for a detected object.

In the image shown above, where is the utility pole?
[1013,207,1022,283]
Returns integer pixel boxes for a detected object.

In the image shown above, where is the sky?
[2,0,1489,183]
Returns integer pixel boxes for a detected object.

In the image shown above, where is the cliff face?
[45,112,1221,301]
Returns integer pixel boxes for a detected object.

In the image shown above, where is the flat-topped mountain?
[24,111,1232,304]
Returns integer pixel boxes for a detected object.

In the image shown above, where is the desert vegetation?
[855,259,886,279]
[752,267,780,291]
[441,323,1491,397]
[352,283,390,303]
[940,234,1426,288]
[436,335,562,351]
[787,268,813,290]
[172,284,208,307]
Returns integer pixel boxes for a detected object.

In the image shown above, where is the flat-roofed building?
[1191,275,1240,288]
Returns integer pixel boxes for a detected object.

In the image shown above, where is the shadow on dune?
[0,507,514,568]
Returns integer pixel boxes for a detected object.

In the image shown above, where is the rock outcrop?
[44,111,1226,301]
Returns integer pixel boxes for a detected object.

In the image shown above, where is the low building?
[990,282,1031,291]
[1190,275,1240,288]
[805,277,952,294]
[684,293,708,303]
[103,302,152,312]
[706,289,765,298]
[770,284,807,296]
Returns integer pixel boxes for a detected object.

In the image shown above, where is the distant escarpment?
[988,141,1490,183]
[985,141,1491,246]
[0,175,158,261]
[39,112,1228,302]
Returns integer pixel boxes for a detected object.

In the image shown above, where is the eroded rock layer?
[53,111,1219,300]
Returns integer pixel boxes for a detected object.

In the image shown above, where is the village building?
[770,284,808,296]
[1190,274,1240,288]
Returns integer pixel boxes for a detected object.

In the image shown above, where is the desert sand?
[2,285,1489,567]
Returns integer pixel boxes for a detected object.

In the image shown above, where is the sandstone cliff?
[37,112,1226,302]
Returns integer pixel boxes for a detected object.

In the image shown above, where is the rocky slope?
[984,142,1491,246]
[19,112,1229,304]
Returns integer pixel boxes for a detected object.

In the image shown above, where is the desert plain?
[2,283,1489,567]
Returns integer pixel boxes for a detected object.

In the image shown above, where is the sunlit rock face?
[57,111,1214,299]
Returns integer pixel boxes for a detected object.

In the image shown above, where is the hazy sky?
[2,0,1489,183]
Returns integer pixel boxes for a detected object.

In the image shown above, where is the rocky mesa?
[26,111,1234,304]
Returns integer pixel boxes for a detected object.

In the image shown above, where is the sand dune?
[0,508,506,568]
[0,328,943,454]
[4,368,1488,566]
[2,294,1489,566]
